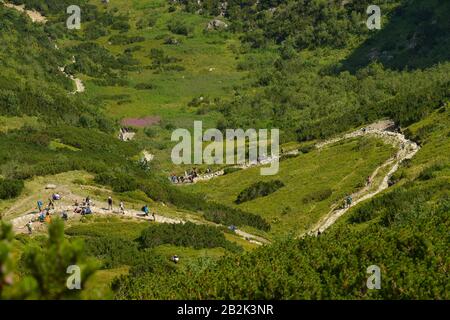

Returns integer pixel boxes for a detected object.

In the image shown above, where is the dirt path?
[177,120,420,238]
[2,2,47,23]
[2,2,85,94]
[7,187,267,245]
[4,120,419,245]
[59,60,85,94]
[309,121,419,235]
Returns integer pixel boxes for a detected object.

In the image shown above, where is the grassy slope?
[188,137,395,236]
[79,0,245,123]
[111,108,450,300]
[1,0,448,299]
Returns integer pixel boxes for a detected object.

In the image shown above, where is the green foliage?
[94,173,139,193]
[0,222,14,298]
[167,18,193,36]
[0,178,24,200]
[344,0,450,70]
[139,222,242,253]
[113,184,450,299]
[20,219,98,299]
[235,180,285,204]
[223,167,242,175]
[136,15,158,29]
[203,202,271,231]
[418,163,447,181]
[109,35,145,45]
[1,220,97,299]
[2,0,449,301]
[302,188,333,204]
[135,83,156,90]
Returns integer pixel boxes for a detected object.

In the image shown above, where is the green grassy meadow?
[188,137,396,236]
[0,0,448,300]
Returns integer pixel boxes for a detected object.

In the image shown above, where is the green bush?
[203,203,271,232]
[167,19,193,36]
[135,83,156,90]
[138,222,242,253]
[108,35,145,45]
[302,188,333,204]
[0,179,24,199]
[94,173,139,193]
[235,180,285,204]
[223,167,242,175]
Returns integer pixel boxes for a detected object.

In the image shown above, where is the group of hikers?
[73,196,95,215]
[170,167,210,184]
[339,175,373,210]
[25,193,156,234]
[26,193,64,234]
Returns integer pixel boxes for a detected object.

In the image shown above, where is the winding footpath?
[2,2,47,23]
[309,120,420,235]
[59,60,86,94]
[4,126,419,245]
[6,186,266,245]
[177,120,420,238]
[2,2,85,94]
[1,3,420,243]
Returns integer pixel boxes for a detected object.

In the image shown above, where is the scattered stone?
[206,19,228,31]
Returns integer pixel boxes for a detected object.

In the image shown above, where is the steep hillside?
[0,0,448,300]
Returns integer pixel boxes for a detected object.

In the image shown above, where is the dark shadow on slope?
[342,0,450,72]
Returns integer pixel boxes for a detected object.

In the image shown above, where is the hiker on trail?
[85,196,91,206]
[119,201,125,214]
[366,176,372,186]
[346,195,353,208]
[152,212,156,221]
[142,205,150,216]
[39,212,46,223]
[26,221,33,234]
[107,196,113,211]
[81,206,92,215]
[37,200,43,212]
[45,212,52,224]
[48,198,55,210]
[61,211,68,221]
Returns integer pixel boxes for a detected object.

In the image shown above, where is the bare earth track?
[5,120,419,247]
[2,2,85,94]
[0,0,419,246]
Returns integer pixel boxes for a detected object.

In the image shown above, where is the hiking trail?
[308,120,419,235]
[2,2,85,94]
[2,1,47,23]
[178,120,420,238]
[3,119,419,246]
[6,186,267,245]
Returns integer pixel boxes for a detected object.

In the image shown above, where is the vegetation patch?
[235,180,285,204]
[0,178,24,199]
[302,188,333,204]
[138,222,242,253]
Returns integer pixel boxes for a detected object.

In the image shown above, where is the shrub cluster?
[235,180,285,204]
